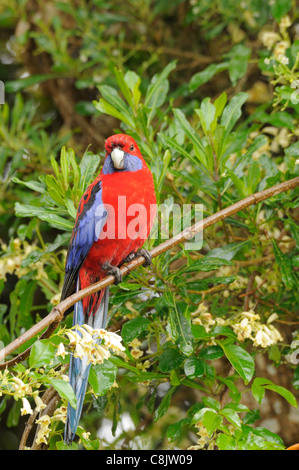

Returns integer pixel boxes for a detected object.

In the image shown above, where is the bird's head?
[103,134,144,174]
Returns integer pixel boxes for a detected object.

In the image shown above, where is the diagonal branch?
[0,177,298,369]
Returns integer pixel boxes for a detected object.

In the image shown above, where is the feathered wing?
[62,178,109,444]
[61,178,107,302]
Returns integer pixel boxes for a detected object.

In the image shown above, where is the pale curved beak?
[111,148,124,169]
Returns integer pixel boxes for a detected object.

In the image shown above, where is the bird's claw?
[139,248,152,267]
[102,261,123,285]
[122,248,152,267]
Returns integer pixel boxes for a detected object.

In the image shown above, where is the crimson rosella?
[61,134,156,444]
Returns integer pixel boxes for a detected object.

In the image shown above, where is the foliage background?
[0,0,299,450]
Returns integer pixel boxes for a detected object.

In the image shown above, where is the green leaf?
[47,378,77,409]
[220,408,242,428]
[94,84,135,127]
[184,356,205,378]
[289,219,299,248]
[65,198,77,219]
[196,98,216,134]
[79,151,101,191]
[29,339,56,369]
[272,240,294,289]
[271,0,292,22]
[14,203,73,230]
[144,61,176,108]
[76,427,100,450]
[109,356,140,373]
[114,67,134,109]
[124,70,141,107]
[167,302,194,355]
[126,371,168,383]
[257,110,294,129]
[172,108,208,168]
[220,342,255,384]
[220,92,248,135]
[251,381,265,404]
[12,177,46,193]
[154,386,177,421]
[213,92,227,122]
[229,135,267,184]
[189,62,229,92]
[121,317,151,344]
[5,74,54,93]
[89,360,118,396]
[247,161,261,193]
[60,146,69,190]
[191,324,211,340]
[176,257,233,275]
[224,44,251,86]
[199,345,223,360]
[39,213,74,231]
[206,239,251,261]
[252,427,285,449]
[264,384,297,407]
[285,141,299,157]
[253,378,297,407]
[158,347,185,372]
[202,410,223,436]
[158,132,196,164]
[167,418,190,442]
[216,433,236,450]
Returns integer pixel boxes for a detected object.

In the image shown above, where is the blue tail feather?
[64,284,110,445]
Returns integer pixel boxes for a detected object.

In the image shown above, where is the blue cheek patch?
[102,153,143,174]
[125,153,143,172]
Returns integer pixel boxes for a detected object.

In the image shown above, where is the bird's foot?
[138,248,152,267]
[102,261,123,285]
[121,252,137,264]
[122,249,152,267]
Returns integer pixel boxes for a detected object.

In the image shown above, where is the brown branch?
[0,177,298,369]
[19,386,57,450]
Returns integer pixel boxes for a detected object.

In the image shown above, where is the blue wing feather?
[61,179,107,301]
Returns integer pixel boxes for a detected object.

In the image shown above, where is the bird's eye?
[130,144,134,151]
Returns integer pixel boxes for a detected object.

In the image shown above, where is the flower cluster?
[57,324,125,366]
[231,311,283,347]
[191,305,283,349]
[35,406,67,446]
[187,421,211,450]
[128,338,144,360]
[260,16,291,66]
[0,239,46,281]
[0,369,47,416]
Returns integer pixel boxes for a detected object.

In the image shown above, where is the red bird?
[61,134,156,444]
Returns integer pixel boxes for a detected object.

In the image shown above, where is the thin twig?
[0,177,298,369]
[19,386,57,450]
[243,271,258,311]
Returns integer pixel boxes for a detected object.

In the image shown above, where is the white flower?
[21,397,33,416]
[12,377,32,398]
[280,55,289,65]
[33,394,46,412]
[56,342,67,359]
[35,415,51,445]
[63,324,125,366]
[279,15,291,30]
[254,329,272,348]
[260,31,280,49]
